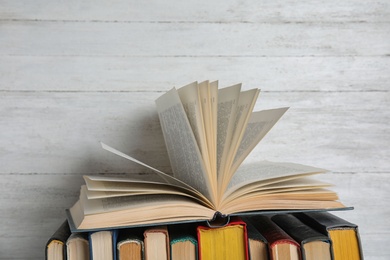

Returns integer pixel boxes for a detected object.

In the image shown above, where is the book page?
[178,81,215,197]
[230,107,289,175]
[85,175,189,192]
[198,80,218,193]
[224,161,327,199]
[209,81,218,176]
[100,143,196,188]
[99,143,213,207]
[84,183,213,208]
[177,82,208,167]
[85,189,192,200]
[86,169,174,185]
[222,178,332,203]
[220,88,260,191]
[79,186,212,215]
[86,189,184,199]
[84,175,213,207]
[216,84,241,183]
[156,88,213,203]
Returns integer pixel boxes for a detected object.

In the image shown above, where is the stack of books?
[46,211,363,260]
[45,81,361,259]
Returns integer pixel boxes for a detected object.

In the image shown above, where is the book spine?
[295,211,364,260]
[247,215,299,248]
[197,217,249,260]
[45,220,71,260]
[272,214,333,260]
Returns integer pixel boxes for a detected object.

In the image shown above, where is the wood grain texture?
[1,91,388,174]
[0,0,389,259]
[1,21,389,57]
[1,0,389,22]
[1,56,389,92]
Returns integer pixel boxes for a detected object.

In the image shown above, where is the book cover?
[272,214,333,260]
[295,211,363,260]
[45,220,71,260]
[197,217,249,260]
[67,81,347,231]
[243,218,268,260]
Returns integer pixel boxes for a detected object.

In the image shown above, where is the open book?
[67,81,346,231]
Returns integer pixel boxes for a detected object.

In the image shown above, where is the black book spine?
[45,220,71,260]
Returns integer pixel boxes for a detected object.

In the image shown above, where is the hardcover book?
[45,220,71,260]
[272,214,333,260]
[243,219,268,260]
[67,81,346,231]
[246,215,300,260]
[295,211,363,260]
[66,233,90,260]
[197,217,249,260]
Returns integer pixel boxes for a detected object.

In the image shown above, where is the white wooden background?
[0,1,389,259]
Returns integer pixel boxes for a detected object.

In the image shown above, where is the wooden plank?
[0,91,171,175]
[1,21,389,57]
[1,56,389,92]
[0,172,387,259]
[1,0,389,22]
[0,175,82,259]
[1,91,388,175]
[253,91,390,174]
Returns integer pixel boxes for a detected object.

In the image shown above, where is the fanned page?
[177,82,209,174]
[83,176,210,205]
[99,143,213,208]
[207,81,218,181]
[219,160,345,214]
[155,88,214,204]
[177,82,216,200]
[216,84,241,183]
[198,80,218,194]
[223,161,329,200]
[229,107,289,178]
[219,88,260,193]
